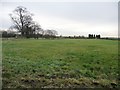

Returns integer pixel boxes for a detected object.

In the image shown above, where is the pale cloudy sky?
[0,0,118,37]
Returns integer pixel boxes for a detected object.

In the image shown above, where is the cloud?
[33,14,117,37]
[0,2,118,37]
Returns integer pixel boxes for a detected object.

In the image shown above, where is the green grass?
[2,39,118,88]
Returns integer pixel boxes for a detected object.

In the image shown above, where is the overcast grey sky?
[0,1,118,37]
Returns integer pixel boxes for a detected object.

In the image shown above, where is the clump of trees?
[88,34,101,39]
[8,6,58,39]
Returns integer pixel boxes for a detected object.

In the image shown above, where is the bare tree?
[30,22,42,34]
[44,29,58,36]
[9,6,35,37]
[30,22,43,39]
[43,29,58,39]
[51,30,58,36]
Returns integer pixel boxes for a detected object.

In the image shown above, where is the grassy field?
[2,39,118,88]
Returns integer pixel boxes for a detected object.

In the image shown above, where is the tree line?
[1,29,58,39]
[1,30,102,39]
